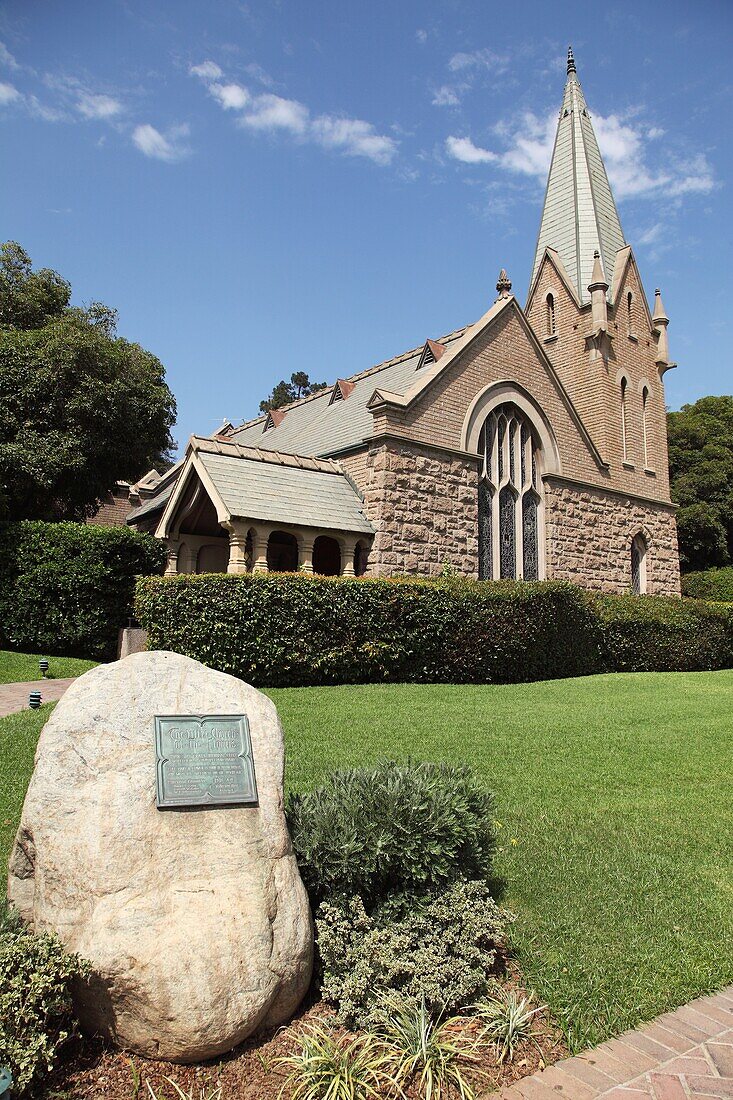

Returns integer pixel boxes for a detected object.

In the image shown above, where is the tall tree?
[668,395,733,571]
[259,371,328,413]
[0,243,177,521]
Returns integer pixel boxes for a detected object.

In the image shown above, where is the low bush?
[681,567,733,602]
[595,594,733,672]
[0,520,166,660]
[135,573,604,687]
[317,882,514,1029]
[0,905,88,1098]
[287,761,497,912]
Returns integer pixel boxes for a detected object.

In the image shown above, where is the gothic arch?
[461,380,561,474]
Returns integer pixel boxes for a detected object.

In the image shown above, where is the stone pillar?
[225,522,250,575]
[251,526,270,574]
[340,538,357,577]
[298,533,315,574]
[164,540,180,577]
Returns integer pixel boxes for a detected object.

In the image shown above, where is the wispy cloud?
[432,86,460,108]
[76,92,123,120]
[0,81,20,106]
[190,60,398,166]
[445,135,497,164]
[0,42,20,72]
[447,48,509,74]
[132,122,190,162]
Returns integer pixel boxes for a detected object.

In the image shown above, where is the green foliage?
[145,1081,222,1100]
[681,566,733,602]
[277,1024,397,1100]
[668,396,733,571]
[0,904,89,1098]
[134,574,604,687]
[0,241,176,520]
[377,998,482,1100]
[287,760,497,912]
[316,882,514,1028]
[595,594,733,672]
[259,371,328,414]
[0,520,166,660]
[473,990,544,1064]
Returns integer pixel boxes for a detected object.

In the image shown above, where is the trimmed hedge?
[0,520,166,661]
[135,573,605,687]
[682,567,733,602]
[135,573,733,686]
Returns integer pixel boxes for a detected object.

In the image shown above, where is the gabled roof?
[531,48,626,304]
[155,435,375,538]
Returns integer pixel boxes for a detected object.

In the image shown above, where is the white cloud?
[448,48,508,73]
[311,115,397,165]
[209,81,250,110]
[189,60,223,81]
[0,42,20,71]
[26,94,66,122]
[132,122,190,162]
[416,29,428,44]
[0,81,20,105]
[432,85,460,107]
[76,92,123,120]
[445,135,497,164]
[240,93,308,134]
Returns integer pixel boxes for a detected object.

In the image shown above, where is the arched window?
[642,386,650,467]
[620,376,629,461]
[478,403,543,581]
[631,534,647,594]
[546,293,556,336]
[627,291,634,336]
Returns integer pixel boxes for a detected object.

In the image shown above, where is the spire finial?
[496,268,512,300]
[567,45,576,77]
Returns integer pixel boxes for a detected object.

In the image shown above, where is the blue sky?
[1,0,731,453]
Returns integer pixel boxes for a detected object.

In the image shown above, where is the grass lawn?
[0,648,97,684]
[2,671,731,1053]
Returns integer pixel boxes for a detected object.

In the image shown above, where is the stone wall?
[544,478,680,595]
[365,441,479,577]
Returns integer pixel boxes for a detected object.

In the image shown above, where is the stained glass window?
[522,494,539,581]
[631,535,647,595]
[499,486,516,579]
[478,479,492,580]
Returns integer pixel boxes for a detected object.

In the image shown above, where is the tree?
[259,370,328,413]
[668,395,733,571]
[0,243,177,521]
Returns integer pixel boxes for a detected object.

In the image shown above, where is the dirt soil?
[45,976,567,1100]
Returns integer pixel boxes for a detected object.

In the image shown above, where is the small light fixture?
[28,691,42,709]
[39,658,49,678]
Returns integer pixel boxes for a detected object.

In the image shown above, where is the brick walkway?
[0,677,76,718]
[495,989,733,1100]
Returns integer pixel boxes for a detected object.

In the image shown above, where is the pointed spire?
[531,50,626,303]
[653,288,670,365]
[652,288,668,325]
[496,268,512,300]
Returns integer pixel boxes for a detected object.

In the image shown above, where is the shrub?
[0,520,166,660]
[286,761,497,912]
[316,881,514,1028]
[473,990,544,1064]
[377,998,483,1100]
[276,1023,397,1100]
[0,905,88,1098]
[135,573,604,687]
[681,567,733,602]
[595,594,733,672]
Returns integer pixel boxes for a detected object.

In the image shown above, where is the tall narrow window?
[620,377,628,461]
[631,534,647,594]
[642,386,650,468]
[546,293,556,336]
[627,291,633,336]
[478,403,543,581]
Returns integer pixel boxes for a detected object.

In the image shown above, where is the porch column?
[164,539,180,577]
[251,526,270,573]
[298,532,316,574]
[340,537,357,577]
[225,521,249,575]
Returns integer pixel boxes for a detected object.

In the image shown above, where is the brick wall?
[87,484,132,527]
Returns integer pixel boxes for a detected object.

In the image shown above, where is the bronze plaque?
[154,715,258,809]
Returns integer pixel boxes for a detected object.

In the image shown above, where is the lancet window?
[478,403,543,581]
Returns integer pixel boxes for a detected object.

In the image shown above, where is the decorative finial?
[496,269,512,300]
[593,249,599,258]
[567,46,576,76]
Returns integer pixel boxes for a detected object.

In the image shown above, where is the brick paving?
[0,677,76,718]
[493,990,733,1100]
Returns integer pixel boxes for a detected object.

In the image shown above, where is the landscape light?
[29,691,42,709]
[39,658,49,677]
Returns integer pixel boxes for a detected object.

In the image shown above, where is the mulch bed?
[45,973,567,1100]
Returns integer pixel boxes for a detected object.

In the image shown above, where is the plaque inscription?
[154,714,258,809]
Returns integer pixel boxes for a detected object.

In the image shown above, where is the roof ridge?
[191,434,343,474]
[230,324,470,432]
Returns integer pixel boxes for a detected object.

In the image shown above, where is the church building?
[128,49,681,596]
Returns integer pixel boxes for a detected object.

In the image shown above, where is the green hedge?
[681,567,733,602]
[0,521,166,661]
[135,574,733,686]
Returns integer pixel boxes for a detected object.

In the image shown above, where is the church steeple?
[531,47,626,303]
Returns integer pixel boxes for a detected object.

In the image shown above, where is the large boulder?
[7,651,313,1063]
